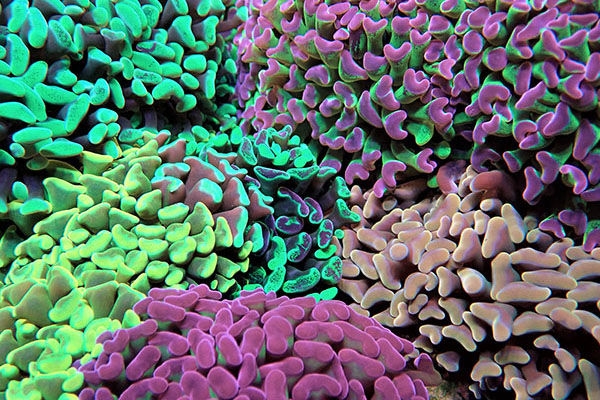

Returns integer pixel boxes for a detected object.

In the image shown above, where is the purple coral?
[234,0,600,250]
[78,285,439,400]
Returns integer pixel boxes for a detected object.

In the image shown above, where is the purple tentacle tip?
[79,286,433,399]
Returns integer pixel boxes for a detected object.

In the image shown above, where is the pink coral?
[78,285,439,400]
[337,166,600,399]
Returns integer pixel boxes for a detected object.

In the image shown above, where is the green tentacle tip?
[263,265,286,293]
[152,79,185,100]
[108,78,125,109]
[132,51,161,74]
[320,256,343,285]
[193,225,216,255]
[199,69,217,99]
[0,149,16,166]
[77,202,110,232]
[216,256,244,279]
[183,54,207,73]
[267,236,287,271]
[7,33,30,76]
[165,222,191,243]
[211,274,238,293]
[427,175,439,188]
[185,202,214,234]
[6,340,45,374]
[0,75,25,97]
[214,216,234,249]
[111,224,138,250]
[158,203,190,225]
[115,2,145,39]
[13,284,53,327]
[176,94,197,112]
[0,102,36,123]
[331,198,361,225]
[48,290,82,323]
[63,94,91,133]
[12,181,29,201]
[89,78,110,106]
[133,223,166,240]
[170,15,195,48]
[282,267,321,294]
[434,141,452,159]
[109,208,140,230]
[188,253,217,279]
[138,238,169,260]
[15,234,54,260]
[33,208,78,241]
[135,189,163,220]
[39,139,84,158]
[125,250,149,275]
[79,230,112,258]
[162,60,186,80]
[318,286,339,301]
[12,127,52,145]
[43,178,85,212]
[5,0,29,32]
[406,121,435,146]
[124,163,152,197]
[145,260,170,281]
[92,247,126,271]
[34,83,77,105]
[81,152,113,175]
[168,237,196,265]
[0,226,21,268]
[0,364,19,386]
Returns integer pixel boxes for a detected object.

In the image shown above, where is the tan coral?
[337,167,600,399]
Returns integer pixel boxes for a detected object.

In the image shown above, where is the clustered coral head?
[236,0,600,242]
[338,165,600,399]
[1,0,600,399]
[78,284,439,400]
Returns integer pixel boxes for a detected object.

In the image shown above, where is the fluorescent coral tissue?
[1,0,600,399]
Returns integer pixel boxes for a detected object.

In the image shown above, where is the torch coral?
[2,0,600,399]
[0,124,361,396]
[338,164,600,399]
[204,125,360,299]
[235,0,600,243]
[0,134,251,397]
[0,0,244,240]
[78,284,440,400]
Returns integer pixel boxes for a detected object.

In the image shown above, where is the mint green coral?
[0,130,256,396]
[0,0,243,241]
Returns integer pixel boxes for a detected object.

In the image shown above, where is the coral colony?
[1,0,600,399]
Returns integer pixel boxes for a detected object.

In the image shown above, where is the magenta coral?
[234,0,600,248]
[78,284,439,399]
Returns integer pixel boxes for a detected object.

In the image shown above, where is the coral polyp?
[1,0,600,399]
